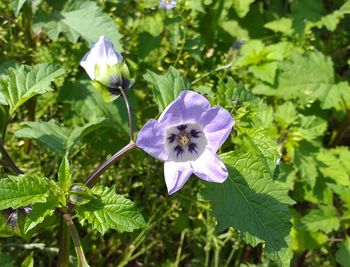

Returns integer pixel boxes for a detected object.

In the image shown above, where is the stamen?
[190,129,200,138]
[177,124,187,131]
[174,145,184,157]
[167,133,176,143]
[188,143,198,154]
[179,134,190,146]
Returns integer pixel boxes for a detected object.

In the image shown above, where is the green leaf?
[33,0,123,51]
[316,81,350,111]
[264,17,293,35]
[76,185,146,234]
[202,151,293,266]
[238,128,280,177]
[275,102,297,129]
[232,0,255,18]
[0,175,52,210]
[249,62,278,84]
[316,147,350,185]
[15,120,70,155]
[291,0,324,33]
[296,205,340,234]
[10,0,27,17]
[0,64,65,115]
[293,142,318,188]
[143,66,191,112]
[253,51,346,109]
[0,252,15,267]
[23,197,58,234]
[297,115,327,142]
[291,226,328,251]
[20,252,34,267]
[336,236,350,267]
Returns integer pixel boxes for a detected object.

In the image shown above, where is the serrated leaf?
[238,128,280,178]
[143,66,191,112]
[316,148,350,185]
[0,175,52,210]
[0,64,64,115]
[33,0,122,51]
[298,115,327,142]
[23,197,58,234]
[316,82,350,111]
[249,62,278,84]
[202,151,293,266]
[291,0,324,33]
[336,236,350,267]
[253,52,344,108]
[296,205,340,234]
[76,185,146,234]
[275,102,297,128]
[15,120,70,155]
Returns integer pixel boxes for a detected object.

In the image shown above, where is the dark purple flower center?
[166,123,205,160]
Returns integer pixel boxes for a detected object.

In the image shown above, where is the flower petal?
[191,148,228,183]
[80,36,123,80]
[158,91,210,127]
[199,106,234,152]
[136,119,168,161]
[164,161,192,194]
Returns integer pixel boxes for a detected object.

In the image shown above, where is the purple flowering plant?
[137,91,234,194]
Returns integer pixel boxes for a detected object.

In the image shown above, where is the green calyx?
[92,62,131,102]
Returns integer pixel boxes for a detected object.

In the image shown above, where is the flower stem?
[120,88,134,142]
[0,144,23,175]
[57,214,70,267]
[63,213,88,267]
[84,142,137,188]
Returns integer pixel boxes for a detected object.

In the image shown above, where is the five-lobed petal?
[136,90,234,194]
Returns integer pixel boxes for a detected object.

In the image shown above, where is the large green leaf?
[143,66,191,112]
[15,118,111,155]
[15,120,70,155]
[232,0,255,18]
[202,150,293,266]
[76,185,146,234]
[253,52,347,110]
[0,64,65,115]
[0,175,52,210]
[33,0,122,51]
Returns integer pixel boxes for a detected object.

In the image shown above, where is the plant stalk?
[120,88,134,142]
[57,214,71,267]
[0,144,23,174]
[84,142,137,188]
[63,213,88,267]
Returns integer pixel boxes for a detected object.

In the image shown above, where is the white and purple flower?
[136,90,235,194]
[159,0,177,11]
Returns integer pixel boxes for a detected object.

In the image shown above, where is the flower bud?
[80,36,132,102]
[69,184,94,206]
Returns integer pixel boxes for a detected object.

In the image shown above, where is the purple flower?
[80,36,123,80]
[159,0,176,10]
[136,91,235,195]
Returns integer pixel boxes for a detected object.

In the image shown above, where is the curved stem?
[84,142,137,188]
[120,88,134,142]
[0,144,23,175]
